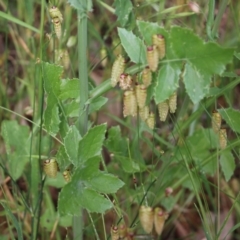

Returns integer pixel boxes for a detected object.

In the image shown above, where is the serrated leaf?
[86,172,124,194]
[218,108,240,133]
[58,180,83,216]
[104,126,128,155]
[43,62,63,135]
[64,125,81,165]
[183,63,211,104]
[55,145,71,172]
[114,0,133,27]
[59,79,79,100]
[118,28,147,64]
[171,27,234,75]
[58,157,113,215]
[115,156,140,173]
[170,27,234,104]
[154,64,179,103]
[220,150,235,182]
[74,156,101,180]
[78,124,106,164]
[79,187,113,213]
[1,120,30,180]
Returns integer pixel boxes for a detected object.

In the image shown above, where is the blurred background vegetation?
[1,0,240,239]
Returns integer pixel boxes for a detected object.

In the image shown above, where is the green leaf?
[220,150,235,182]
[43,62,63,135]
[170,27,234,103]
[64,125,81,165]
[58,157,113,215]
[1,120,30,180]
[218,108,240,133]
[74,156,101,180]
[45,172,66,188]
[114,0,133,27]
[171,27,234,75]
[56,145,71,172]
[89,96,108,114]
[118,27,147,64]
[79,187,113,213]
[86,172,124,194]
[183,63,211,104]
[78,124,107,165]
[154,64,179,103]
[104,126,128,155]
[115,156,140,173]
[59,79,80,100]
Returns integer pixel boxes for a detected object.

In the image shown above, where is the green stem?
[30,0,45,239]
[206,0,215,40]
[73,5,89,240]
[212,0,228,39]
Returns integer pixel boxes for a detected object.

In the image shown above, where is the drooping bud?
[43,159,58,178]
[135,84,147,108]
[142,67,152,87]
[152,34,166,59]
[139,106,149,121]
[139,206,154,234]
[154,207,167,236]
[146,112,155,129]
[147,45,159,72]
[212,110,222,133]
[111,225,119,240]
[123,90,137,117]
[158,101,169,122]
[168,91,177,113]
[111,54,125,87]
[219,128,227,150]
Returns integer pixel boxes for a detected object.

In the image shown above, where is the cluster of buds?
[158,91,178,122]
[139,205,169,236]
[110,224,134,240]
[43,159,71,183]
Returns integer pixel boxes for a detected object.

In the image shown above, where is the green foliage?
[1,120,30,180]
[219,108,240,133]
[119,21,234,104]
[43,62,63,135]
[2,1,240,239]
[114,0,133,27]
[220,150,235,182]
[118,28,147,64]
[58,156,124,215]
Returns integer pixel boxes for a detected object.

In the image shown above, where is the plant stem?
[30,0,45,239]
[206,0,215,40]
[212,0,229,39]
[73,5,89,239]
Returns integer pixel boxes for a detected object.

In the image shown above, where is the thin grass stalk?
[30,0,46,239]
[206,0,215,40]
[212,0,229,39]
[72,5,89,239]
